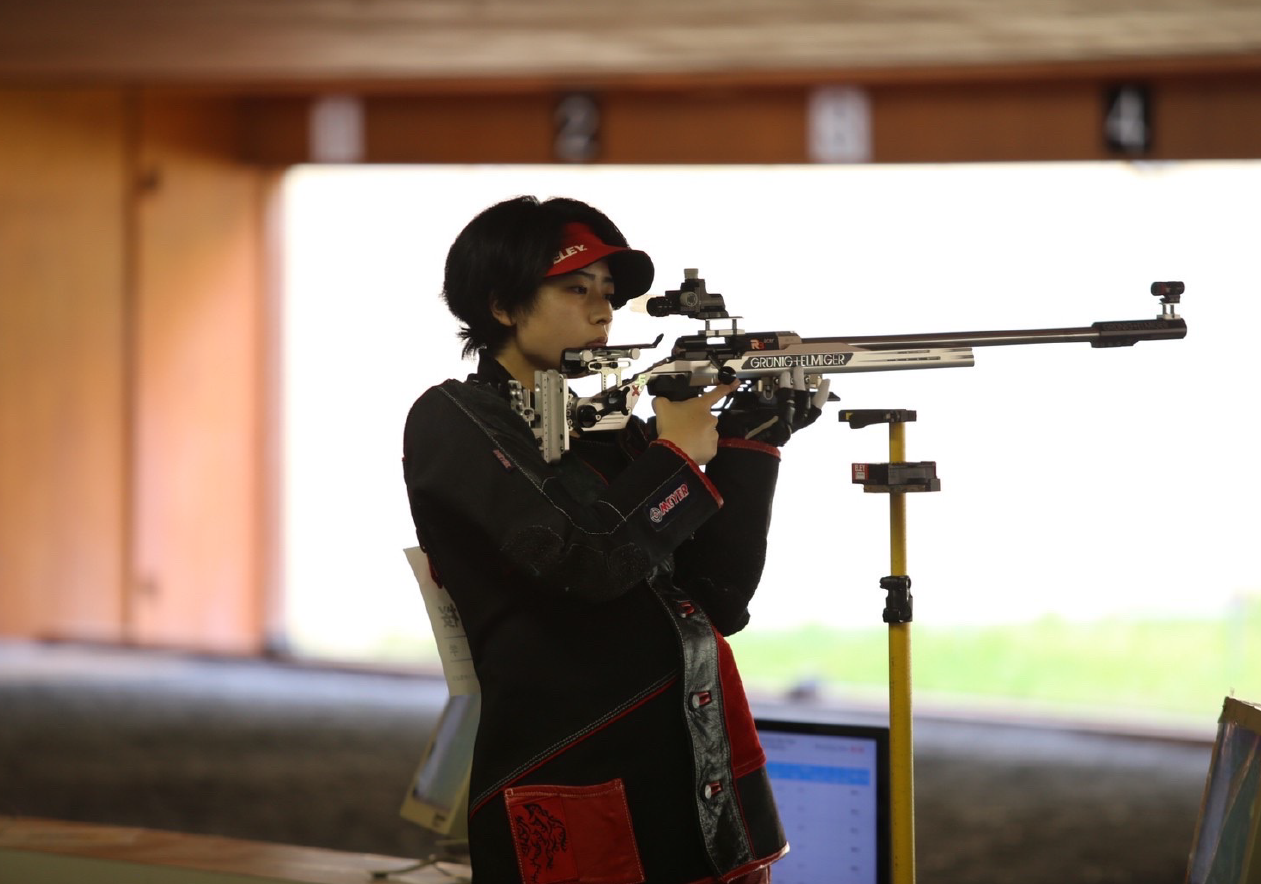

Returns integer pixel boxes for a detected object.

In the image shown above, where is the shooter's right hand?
[652,382,739,465]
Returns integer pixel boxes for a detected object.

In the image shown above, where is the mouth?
[586,338,608,348]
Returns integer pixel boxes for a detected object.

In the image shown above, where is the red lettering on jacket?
[649,482,690,523]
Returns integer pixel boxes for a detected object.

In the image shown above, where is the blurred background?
[5,0,1259,723]
[3,2,1261,880]
[281,161,1257,726]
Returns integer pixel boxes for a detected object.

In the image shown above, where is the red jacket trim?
[713,625,766,779]
[718,438,781,459]
[650,439,724,505]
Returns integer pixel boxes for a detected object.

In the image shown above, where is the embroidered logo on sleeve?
[492,449,514,471]
[648,482,690,525]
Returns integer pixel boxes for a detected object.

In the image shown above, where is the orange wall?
[130,94,269,651]
[0,88,269,652]
[0,89,130,642]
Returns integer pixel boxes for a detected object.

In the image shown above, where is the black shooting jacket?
[402,353,788,884]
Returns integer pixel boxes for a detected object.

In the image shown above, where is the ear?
[490,299,514,328]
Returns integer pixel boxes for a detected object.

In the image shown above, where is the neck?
[490,345,539,389]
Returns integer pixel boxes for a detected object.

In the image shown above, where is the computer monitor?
[400,692,481,841]
[756,716,890,884]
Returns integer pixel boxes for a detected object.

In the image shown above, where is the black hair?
[442,195,635,358]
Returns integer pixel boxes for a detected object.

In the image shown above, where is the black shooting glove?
[717,378,830,446]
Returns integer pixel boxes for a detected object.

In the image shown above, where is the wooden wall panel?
[0,89,128,641]
[366,94,556,163]
[131,93,265,652]
[243,88,811,164]
[238,73,1261,166]
[240,98,308,167]
[601,89,806,163]
[873,81,1106,163]
[1156,77,1261,159]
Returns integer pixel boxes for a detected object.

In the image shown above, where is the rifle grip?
[645,374,702,400]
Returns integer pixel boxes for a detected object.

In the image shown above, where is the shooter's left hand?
[717,371,829,447]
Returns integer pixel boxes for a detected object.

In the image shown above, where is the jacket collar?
[470,350,520,397]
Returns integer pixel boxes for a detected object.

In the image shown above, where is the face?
[492,259,616,384]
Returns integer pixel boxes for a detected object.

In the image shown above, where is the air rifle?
[508,270,1187,463]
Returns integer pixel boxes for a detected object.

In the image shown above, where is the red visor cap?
[545,222,654,309]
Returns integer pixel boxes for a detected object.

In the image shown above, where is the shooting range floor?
[0,640,1215,884]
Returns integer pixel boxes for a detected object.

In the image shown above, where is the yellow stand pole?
[845,408,932,884]
[887,421,915,884]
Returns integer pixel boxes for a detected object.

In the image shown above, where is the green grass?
[349,601,1261,724]
[728,604,1261,720]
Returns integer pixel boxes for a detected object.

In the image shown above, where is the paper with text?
[404,546,480,696]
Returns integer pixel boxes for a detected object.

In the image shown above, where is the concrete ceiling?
[3,0,1261,85]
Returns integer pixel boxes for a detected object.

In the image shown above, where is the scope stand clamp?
[843,407,941,884]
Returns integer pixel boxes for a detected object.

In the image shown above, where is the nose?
[592,292,613,326]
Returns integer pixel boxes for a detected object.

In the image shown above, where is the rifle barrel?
[810,317,1186,350]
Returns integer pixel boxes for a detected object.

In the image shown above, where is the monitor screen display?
[756,717,890,884]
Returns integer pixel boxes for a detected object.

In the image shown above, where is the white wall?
[281,163,1260,659]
